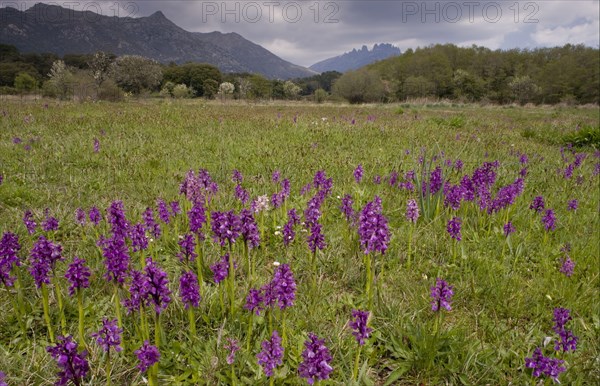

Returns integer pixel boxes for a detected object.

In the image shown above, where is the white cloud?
[261,38,311,66]
[532,1,599,25]
[532,19,600,46]
[17,0,600,67]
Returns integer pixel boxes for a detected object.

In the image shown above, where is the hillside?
[0,3,315,79]
[310,43,400,73]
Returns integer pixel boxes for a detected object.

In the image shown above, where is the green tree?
[22,52,59,80]
[162,64,186,85]
[452,69,484,101]
[332,69,384,104]
[247,74,271,99]
[0,62,37,87]
[218,82,234,100]
[509,76,540,105]
[236,77,252,99]
[111,55,162,94]
[14,72,37,93]
[0,44,20,62]
[410,49,453,97]
[293,71,342,95]
[283,80,301,100]
[163,63,222,97]
[365,43,599,104]
[172,84,194,98]
[47,60,74,99]
[63,54,93,69]
[202,79,219,99]
[160,81,176,97]
[314,88,328,103]
[88,51,114,87]
[97,79,123,101]
[271,80,285,99]
[317,71,342,92]
[401,76,435,99]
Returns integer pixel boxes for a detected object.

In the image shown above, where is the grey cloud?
[19,0,600,67]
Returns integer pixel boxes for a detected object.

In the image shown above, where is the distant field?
[0,99,598,385]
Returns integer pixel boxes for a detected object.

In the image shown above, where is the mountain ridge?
[0,3,316,79]
[310,43,401,73]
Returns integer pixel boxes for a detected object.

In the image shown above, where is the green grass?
[0,99,599,385]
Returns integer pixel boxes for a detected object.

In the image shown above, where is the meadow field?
[0,99,598,385]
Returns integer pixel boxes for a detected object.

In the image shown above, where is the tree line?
[362,43,599,105]
[0,44,339,102]
[1,43,597,104]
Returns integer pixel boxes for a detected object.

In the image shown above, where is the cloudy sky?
[22,0,600,67]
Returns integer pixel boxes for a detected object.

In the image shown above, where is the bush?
[203,79,218,99]
[509,76,540,105]
[70,72,97,101]
[447,115,465,128]
[332,69,385,104]
[14,72,37,93]
[0,86,17,95]
[160,81,176,98]
[172,84,194,99]
[283,80,301,100]
[401,76,435,99]
[41,80,59,98]
[47,60,74,100]
[111,55,162,94]
[313,88,327,103]
[98,79,123,101]
[163,63,221,97]
[562,126,600,148]
[559,94,578,106]
[521,128,536,140]
[429,114,465,129]
[218,82,234,100]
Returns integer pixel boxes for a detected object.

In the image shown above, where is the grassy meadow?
[0,99,599,385]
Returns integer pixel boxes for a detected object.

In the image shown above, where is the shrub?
[509,76,541,105]
[562,126,600,148]
[0,86,17,95]
[401,76,435,99]
[172,84,194,99]
[47,60,74,100]
[283,81,301,100]
[332,69,384,104]
[41,80,58,98]
[14,72,37,93]
[203,79,218,99]
[111,55,162,94]
[160,81,176,98]
[218,82,235,99]
[313,88,327,104]
[98,79,124,101]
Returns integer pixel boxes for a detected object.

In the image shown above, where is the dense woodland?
[368,43,599,104]
[0,43,598,104]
